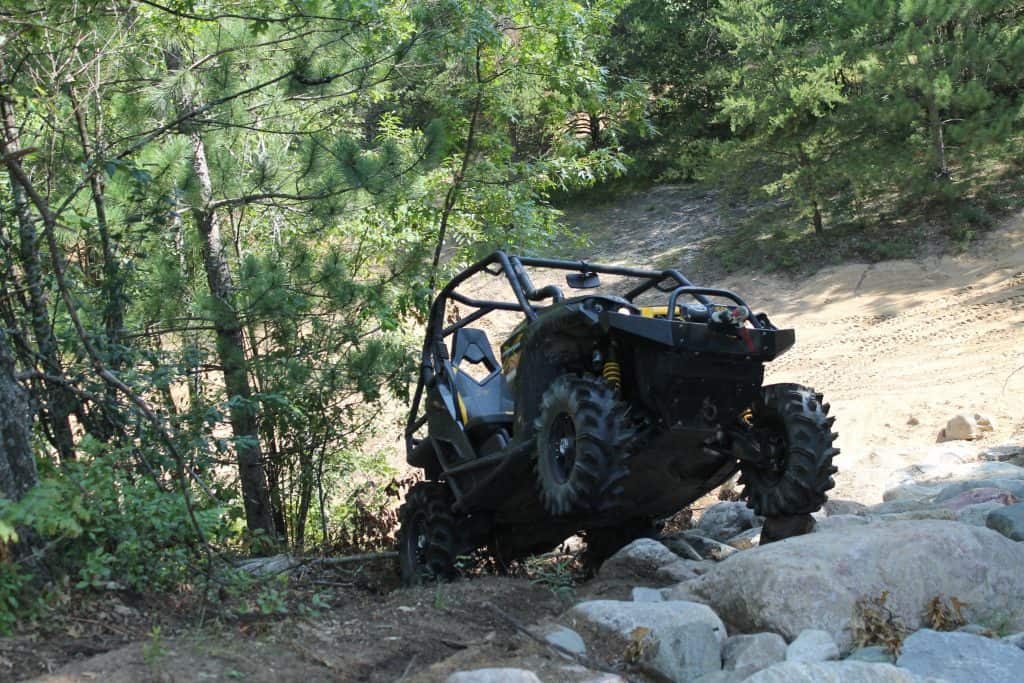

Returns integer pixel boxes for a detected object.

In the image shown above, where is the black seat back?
[450,328,514,434]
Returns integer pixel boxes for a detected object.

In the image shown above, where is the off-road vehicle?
[398,252,838,584]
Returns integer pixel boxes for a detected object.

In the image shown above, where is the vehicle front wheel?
[533,374,634,516]
[397,482,459,586]
[738,383,839,517]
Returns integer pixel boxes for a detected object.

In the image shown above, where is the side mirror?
[566,272,600,289]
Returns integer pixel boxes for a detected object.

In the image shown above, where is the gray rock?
[897,628,1024,682]
[725,527,761,550]
[845,645,895,663]
[600,538,690,583]
[723,632,786,672]
[883,462,1024,503]
[569,600,726,682]
[631,586,665,603]
[956,501,1007,527]
[697,502,763,541]
[1001,632,1024,649]
[986,502,1024,541]
[876,508,957,523]
[980,443,1024,463]
[683,520,1024,650]
[786,629,839,662]
[957,623,997,637]
[446,669,542,683]
[536,624,586,656]
[933,479,1024,503]
[692,670,752,683]
[824,499,869,516]
[936,487,1019,510]
[743,661,937,682]
[814,515,872,533]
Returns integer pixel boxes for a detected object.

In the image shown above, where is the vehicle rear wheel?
[397,482,459,586]
[533,375,634,516]
[739,383,839,516]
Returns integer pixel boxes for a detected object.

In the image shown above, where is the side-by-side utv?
[398,252,838,583]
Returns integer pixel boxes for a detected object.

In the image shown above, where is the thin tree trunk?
[188,131,276,538]
[0,90,77,462]
[927,98,948,179]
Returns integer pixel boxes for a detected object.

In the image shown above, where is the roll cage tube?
[404,251,768,453]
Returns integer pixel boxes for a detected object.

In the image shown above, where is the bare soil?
[10,184,1024,681]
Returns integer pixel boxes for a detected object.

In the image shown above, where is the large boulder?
[682,520,1024,650]
[896,629,1024,683]
[722,633,786,673]
[986,502,1024,541]
[696,502,763,542]
[569,600,725,682]
[785,629,839,662]
[883,462,1024,502]
[599,538,697,583]
[741,661,938,682]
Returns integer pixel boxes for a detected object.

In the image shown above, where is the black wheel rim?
[405,510,430,578]
[752,415,788,486]
[547,413,576,484]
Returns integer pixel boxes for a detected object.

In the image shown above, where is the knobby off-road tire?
[533,374,634,516]
[739,383,839,517]
[397,481,459,586]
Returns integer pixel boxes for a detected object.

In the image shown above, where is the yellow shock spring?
[602,360,622,389]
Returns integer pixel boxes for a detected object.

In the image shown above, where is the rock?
[956,501,1008,527]
[936,487,1019,511]
[975,413,996,433]
[883,462,1024,502]
[696,502,763,541]
[845,645,895,663]
[943,413,980,441]
[814,515,872,533]
[683,520,1024,650]
[986,502,1024,541]
[742,661,936,682]
[725,527,761,550]
[536,624,587,656]
[957,623,997,637]
[933,478,1024,503]
[876,508,957,523]
[723,633,786,672]
[786,629,839,662]
[446,669,542,683]
[897,628,1024,682]
[631,587,665,603]
[761,515,815,543]
[600,538,695,583]
[907,416,920,426]
[921,443,979,467]
[980,443,1024,463]
[824,499,869,516]
[1002,632,1024,650]
[569,600,726,682]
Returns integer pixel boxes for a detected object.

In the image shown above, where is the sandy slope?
[561,187,1024,504]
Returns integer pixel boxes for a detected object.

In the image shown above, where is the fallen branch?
[312,551,398,566]
[485,601,638,682]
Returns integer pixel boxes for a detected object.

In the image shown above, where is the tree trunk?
[927,98,948,179]
[0,327,42,563]
[188,131,276,538]
[812,200,823,235]
[0,90,77,463]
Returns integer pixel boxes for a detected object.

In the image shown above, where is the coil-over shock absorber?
[602,347,621,390]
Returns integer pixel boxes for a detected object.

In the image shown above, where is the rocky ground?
[10,187,1024,682]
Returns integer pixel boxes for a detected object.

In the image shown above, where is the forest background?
[1,0,1022,630]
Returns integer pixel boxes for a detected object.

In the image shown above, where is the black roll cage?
[405,251,764,453]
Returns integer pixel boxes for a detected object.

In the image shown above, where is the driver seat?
[450,328,514,446]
